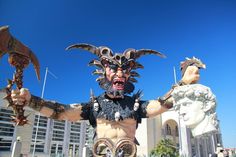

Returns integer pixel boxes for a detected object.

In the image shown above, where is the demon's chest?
[92,95,139,122]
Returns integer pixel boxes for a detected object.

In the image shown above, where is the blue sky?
[0,0,236,148]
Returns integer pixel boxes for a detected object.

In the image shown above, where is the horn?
[115,138,137,157]
[96,76,105,82]
[29,50,40,80]
[123,48,136,60]
[93,138,114,157]
[88,59,104,69]
[132,62,144,69]
[92,69,104,75]
[129,77,138,83]
[0,25,40,80]
[134,49,166,59]
[98,46,113,58]
[130,71,140,78]
[66,43,101,57]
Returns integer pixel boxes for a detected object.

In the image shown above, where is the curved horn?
[93,138,114,157]
[66,43,101,57]
[29,50,40,80]
[115,138,137,157]
[92,69,105,75]
[129,77,138,83]
[0,25,40,80]
[123,48,136,60]
[88,59,104,69]
[133,62,144,69]
[134,49,166,59]
[0,51,6,58]
[130,71,140,78]
[98,46,113,59]
[0,26,30,57]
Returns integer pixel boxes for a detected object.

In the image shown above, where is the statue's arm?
[29,95,84,122]
[145,65,201,118]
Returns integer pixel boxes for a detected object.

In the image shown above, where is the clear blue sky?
[0,0,236,148]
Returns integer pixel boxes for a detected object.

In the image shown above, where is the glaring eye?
[101,59,109,66]
[109,64,118,71]
[110,69,115,73]
[182,102,190,107]
[121,63,129,70]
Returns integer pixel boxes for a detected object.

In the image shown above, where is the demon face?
[102,57,134,98]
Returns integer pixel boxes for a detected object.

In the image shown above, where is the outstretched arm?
[11,89,84,122]
[146,100,169,118]
[146,65,202,118]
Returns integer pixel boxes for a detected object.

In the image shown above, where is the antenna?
[173,66,177,84]
[32,67,57,157]
[90,88,95,102]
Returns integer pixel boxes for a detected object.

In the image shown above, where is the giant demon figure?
[1,26,205,157]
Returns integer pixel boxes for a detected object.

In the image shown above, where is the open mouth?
[181,114,190,121]
[183,116,189,121]
[112,78,125,90]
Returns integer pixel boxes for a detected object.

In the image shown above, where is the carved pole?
[0,25,40,126]
[8,53,30,125]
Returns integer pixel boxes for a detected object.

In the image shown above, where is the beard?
[99,78,135,98]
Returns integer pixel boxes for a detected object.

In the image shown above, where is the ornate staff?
[0,25,40,126]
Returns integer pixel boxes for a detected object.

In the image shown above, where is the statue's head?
[66,43,165,98]
[172,84,217,130]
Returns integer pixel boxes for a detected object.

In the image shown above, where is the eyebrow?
[176,101,192,106]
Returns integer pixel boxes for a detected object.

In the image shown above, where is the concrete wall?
[136,116,162,156]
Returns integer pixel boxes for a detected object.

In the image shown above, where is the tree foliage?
[150,139,179,157]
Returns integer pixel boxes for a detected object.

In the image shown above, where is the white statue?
[172,84,218,137]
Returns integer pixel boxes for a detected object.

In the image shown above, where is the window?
[175,125,179,136]
[166,124,172,135]
[0,108,15,151]
[70,122,81,143]
[31,114,48,153]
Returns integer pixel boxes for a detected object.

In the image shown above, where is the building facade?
[0,108,91,157]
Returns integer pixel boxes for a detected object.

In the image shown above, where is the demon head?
[66,43,165,98]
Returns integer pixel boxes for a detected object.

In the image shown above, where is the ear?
[203,101,214,112]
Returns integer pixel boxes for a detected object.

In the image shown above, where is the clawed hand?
[11,88,31,106]
[181,65,200,85]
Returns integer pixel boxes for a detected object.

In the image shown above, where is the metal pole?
[32,67,48,157]
[41,67,48,98]
[11,137,22,157]
[173,66,177,84]
[173,66,183,155]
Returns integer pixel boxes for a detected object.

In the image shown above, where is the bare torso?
[96,118,137,144]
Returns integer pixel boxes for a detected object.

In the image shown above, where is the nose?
[179,106,187,115]
[116,67,124,77]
